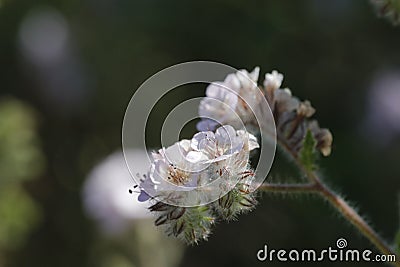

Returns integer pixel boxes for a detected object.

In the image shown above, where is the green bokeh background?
[1,0,400,266]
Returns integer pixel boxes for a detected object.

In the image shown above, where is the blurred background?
[1,0,400,266]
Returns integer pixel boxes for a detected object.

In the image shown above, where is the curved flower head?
[135,66,333,245]
[197,67,263,131]
[198,68,332,157]
[137,125,260,244]
[138,125,259,205]
[263,70,332,157]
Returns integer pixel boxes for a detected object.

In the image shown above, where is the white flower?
[197,67,262,131]
[82,150,152,235]
[138,140,207,202]
[138,125,259,204]
[264,70,283,90]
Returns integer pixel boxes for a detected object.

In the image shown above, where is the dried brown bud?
[263,71,333,158]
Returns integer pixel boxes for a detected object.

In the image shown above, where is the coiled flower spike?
[136,67,333,245]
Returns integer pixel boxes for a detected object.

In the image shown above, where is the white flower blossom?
[197,67,332,157]
[138,126,260,244]
[138,125,259,204]
[197,67,262,131]
[138,66,334,244]
[264,70,283,90]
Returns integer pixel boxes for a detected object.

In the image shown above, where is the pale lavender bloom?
[264,70,283,91]
[138,125,259,203]
[197,67,261,131]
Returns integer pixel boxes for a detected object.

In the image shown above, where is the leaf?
[299,130,318,171]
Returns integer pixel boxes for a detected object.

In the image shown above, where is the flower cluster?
[137,125,259,244]
[198,68,332,158]
[263,70,332,157]
[137,67,333,244]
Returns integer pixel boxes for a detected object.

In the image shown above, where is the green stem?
[261,140,399,265]
[313,179,396,259]
[261,181,398,264]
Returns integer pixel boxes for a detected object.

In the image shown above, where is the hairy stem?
[314,179,396,258]
[261,181,397,262]
[261,140,399,265]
